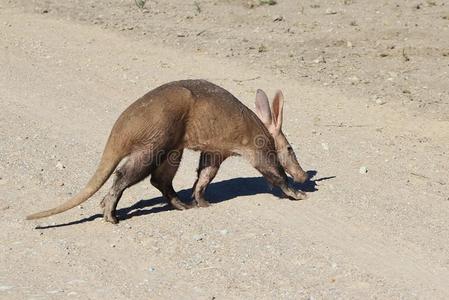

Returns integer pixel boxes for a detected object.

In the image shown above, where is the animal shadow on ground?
[35,170,335,229]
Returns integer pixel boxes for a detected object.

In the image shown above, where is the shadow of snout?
[289,170,316,192]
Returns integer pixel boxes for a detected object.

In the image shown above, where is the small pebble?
[321,143,329,151]
[375,98,386,105]
[148,266,156,272]
[193,234,204,241]
[56,162,65,170]
[258,45,268,53]
[359,166,368,174]
[313,56,326,63]
[348,76,360,84]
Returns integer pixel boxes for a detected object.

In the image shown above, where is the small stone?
[321,143,329,151]
[375,98,386,105]
[359,166,368,174]
[55,162,65,170]
[148,266,156,272]
[41,9,49,14]
[348,76,360,84]
[111,244,116,248]
[313,56,326,63]
[273,16,284,22]
[258,44,268,53]
[325,8,338,15]
[347,41,353,48]
[193,234,204,241]
[388,71,398,78]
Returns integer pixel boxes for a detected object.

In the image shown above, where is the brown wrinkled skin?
[26,79,307,224]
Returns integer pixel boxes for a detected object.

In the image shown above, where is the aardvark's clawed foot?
[170,198,194,210]
[103,212,119,224]
[100,197,119,224]
[281,186,308,201]
[192,197,211,208]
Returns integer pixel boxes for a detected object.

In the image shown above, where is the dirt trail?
[1,5,449,300]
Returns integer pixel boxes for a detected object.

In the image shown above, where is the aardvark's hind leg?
[100,150,154,223]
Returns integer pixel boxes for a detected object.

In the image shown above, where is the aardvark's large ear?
[271,90,284,133]
[255,89,272,127]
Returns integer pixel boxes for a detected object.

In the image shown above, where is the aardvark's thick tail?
[26,141,124,220]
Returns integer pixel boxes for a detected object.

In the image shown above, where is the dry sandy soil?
[1,0,449,299]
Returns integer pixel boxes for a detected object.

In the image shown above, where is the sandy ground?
[1,1,449,299]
